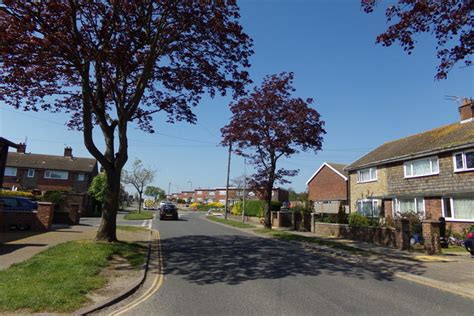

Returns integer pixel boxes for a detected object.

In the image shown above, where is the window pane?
[431,158,439,173]
[5,167,16,176]
[416,198,424,213]
[455,154,464,170]
[453,198,474,220]
[405,164,412,176]
[466,152,474,169]
[399,199,416,213]
[412,159,431,176]
[443,198,452,217]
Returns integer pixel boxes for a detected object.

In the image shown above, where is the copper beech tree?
[362,0,473,80]
[0,1,253,241]
[221,72,326,229]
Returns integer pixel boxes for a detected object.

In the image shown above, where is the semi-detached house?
[345,99,474,233]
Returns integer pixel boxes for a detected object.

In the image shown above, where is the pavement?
[102,212,473,315]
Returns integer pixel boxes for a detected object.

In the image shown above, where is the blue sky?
[1,1,472,194]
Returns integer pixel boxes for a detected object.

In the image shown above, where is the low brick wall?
[0,202,54,232]
[227,214,264,225]
[314,222,399,248]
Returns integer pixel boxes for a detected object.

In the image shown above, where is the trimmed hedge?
[231,200,281,217]
[0,190,35,199]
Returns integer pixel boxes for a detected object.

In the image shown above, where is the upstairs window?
[77,173,85,181]
[44,170,68,180]
[357,167,377,183]
[27,169,35,178]
[404,156,439,178]
[208,191,215,196]
[453,151,474,172]
[5,167,17,177]
[219,190,226,195]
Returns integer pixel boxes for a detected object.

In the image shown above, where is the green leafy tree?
[145,186,165,201]
[88,173,107,205]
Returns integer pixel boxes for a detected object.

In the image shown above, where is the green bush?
[314,213,338,223]
[348,213,370,228]
[232,200,281,217]
[337,204,348,224]
[0,190,35,199]
[41,190,68,205]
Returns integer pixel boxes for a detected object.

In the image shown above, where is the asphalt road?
[123,212,473,316]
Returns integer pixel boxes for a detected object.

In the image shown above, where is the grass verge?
[124,211,154,220]
[254,229,368,256]
[207,216,255,228]
[0,240,147,313]
[117,225,150,233]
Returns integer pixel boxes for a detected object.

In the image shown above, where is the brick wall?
[308,165,347,202]
[0,202,54,232]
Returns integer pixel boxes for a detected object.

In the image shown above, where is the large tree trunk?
[264,184,273,229]
[95,168,121,242]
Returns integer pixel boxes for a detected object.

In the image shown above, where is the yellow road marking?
[111,229,164,316]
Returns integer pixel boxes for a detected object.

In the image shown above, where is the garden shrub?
[41,190,68,205]
[232,200,281,217]
[0,190,35,199]
[348,213,370,228]
[337,204,348,224]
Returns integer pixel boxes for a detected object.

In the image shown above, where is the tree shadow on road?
[160,235,426,286]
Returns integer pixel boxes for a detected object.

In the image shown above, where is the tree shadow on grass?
[160,235,427,286]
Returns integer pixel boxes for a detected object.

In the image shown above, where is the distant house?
[306,162,348,214]
[3,144,98,194]
[345,99,474,232]
[177,187,289,205]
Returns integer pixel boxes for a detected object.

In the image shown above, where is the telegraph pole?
[224,143,232,220]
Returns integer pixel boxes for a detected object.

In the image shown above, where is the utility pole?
[224,143,232,220]
[242,158,246,223]
[168,182,171,200]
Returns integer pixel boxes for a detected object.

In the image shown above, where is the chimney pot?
[64,146,73,157]
[459,98,474,123]
[17,143,26,153]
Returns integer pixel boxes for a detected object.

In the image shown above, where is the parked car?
[0,196,38,211]
[464,232,474,256]
[160,204,178,220]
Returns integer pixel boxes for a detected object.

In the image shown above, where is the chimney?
[459,98,474,123]
[17,143,26,153]
[64,146,73,157]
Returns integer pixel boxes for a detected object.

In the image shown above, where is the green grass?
[0,240,147,313]
[117,225,150,233]
[207,216,255,228]
[254,229,368,255]
[123,211,154,220]
[442,245,468,253]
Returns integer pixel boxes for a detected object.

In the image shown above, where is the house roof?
[0,137,19,148]
[346,121,474,171]
[306,162,348,186]
[6,152,98,173]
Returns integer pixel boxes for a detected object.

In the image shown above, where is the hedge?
[0,190,35,199]
[231,200,281,217]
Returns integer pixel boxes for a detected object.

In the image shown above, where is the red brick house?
[306,162,348,213]
[345,99,474,232]
[3,144,98,194]
[0,137,19,188]
[177,187,289,205]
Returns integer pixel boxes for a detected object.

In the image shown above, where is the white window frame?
[77,173,85,181]
[403,156,439,178]
[196,191,202,195]
[394,197,425,216]
[442,197,474,222]
[44,170,69,180]
[27,169,35,178]
[219,190,226,195]
[453,150,474,172]
[357,167,377,183]
[356,199,380,218]
[5,167,17,177]
[208,191,215,196]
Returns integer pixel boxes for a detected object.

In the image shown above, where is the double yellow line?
[111,229,164,315]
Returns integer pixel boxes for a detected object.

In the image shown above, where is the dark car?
[0,196,37,211]
[465,232,474,256]
[160,204,178,220]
